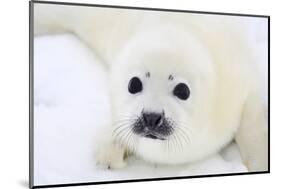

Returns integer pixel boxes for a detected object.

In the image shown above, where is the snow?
[33,17,267,185]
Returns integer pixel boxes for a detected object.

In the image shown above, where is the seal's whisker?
[170,134,177,153]
[176,123,192,132]
[115,114,139,121]
[174,126,191,144]
[112,117,136,126]
[177,130,190,145]
[175,123,192,138]
[167,138,170,153]
[118,127,131,147]
[165,137,169,153]
[127,130,135,152]
[131,136,137,154]
[112,126,130,141]
[123,128,133,148]
[112,124,130,135]
[175,131,184,151]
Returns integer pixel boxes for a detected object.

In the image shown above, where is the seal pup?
[34,3,268,171]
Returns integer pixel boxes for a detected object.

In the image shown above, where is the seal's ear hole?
[173,83,190,100]
[128,77,143,94]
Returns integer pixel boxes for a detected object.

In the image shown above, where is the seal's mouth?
[144,133,165,140]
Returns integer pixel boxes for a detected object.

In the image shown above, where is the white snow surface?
[33,18,267,185]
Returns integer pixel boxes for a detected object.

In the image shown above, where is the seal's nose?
[142,112,164,129]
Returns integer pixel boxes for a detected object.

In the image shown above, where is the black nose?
[142,112,164,129]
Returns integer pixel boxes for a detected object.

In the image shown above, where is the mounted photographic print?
[29,1,269,188]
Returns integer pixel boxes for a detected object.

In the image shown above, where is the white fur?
[34,3,268,172]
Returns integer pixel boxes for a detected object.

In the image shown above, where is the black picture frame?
[29,1,270,188]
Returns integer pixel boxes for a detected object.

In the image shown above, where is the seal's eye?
[173,83,190,100]
[128,77,143,94]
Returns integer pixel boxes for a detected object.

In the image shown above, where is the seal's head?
[110,27,221,164]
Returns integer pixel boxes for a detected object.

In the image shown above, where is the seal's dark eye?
[128,77,143,94]
[173,83,190,100]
